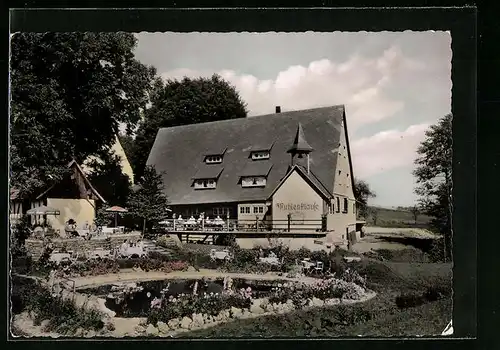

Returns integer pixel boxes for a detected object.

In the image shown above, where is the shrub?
[332,304,373,326]
[395,293,427,309]
[148,293,252,325]
[214,233,236,246]
[12,277,105,335]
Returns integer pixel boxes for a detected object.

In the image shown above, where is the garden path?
[72,269,319,289]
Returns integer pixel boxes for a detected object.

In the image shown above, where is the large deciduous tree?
[413,114,452,261]
[353,178,376,218]
[130,74,248,181]
[127,165,169,233]
[10,32,156,196]
[85,150,132,207]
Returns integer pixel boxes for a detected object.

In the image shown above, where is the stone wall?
[25,233,142,260]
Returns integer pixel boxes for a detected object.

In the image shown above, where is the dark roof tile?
[240,161,273,177]
[192,166,224,180]
[147,105,345,205]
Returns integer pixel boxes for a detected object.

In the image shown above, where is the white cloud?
[350,123,430,178]
[159,45,426,132]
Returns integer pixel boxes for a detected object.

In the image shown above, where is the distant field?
[363,207,432,229]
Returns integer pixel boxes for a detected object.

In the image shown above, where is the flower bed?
[137,271,372,334]
[51,258,189,278]
[148,292,252,326]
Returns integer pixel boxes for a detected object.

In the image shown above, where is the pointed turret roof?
[287,122,313,154]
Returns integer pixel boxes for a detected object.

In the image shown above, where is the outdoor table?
[50,253,72,264]
[88,249,113,260]
[259,256,280,265]
[78,229,90,237]
[101,227,118,234]
[123,246,145,258]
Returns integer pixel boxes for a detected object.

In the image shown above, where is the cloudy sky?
[134,31,451,208]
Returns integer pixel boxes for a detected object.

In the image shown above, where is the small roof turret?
[287,122,313,154]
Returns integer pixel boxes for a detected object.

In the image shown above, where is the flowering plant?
[147,290,252,325]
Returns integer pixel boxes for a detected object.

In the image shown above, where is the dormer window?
[241,176,267,188]
[194,179,217,189]
[251,151,270,160]
[239,161,272,188]
[192,166,223,190]
[205,155,223,164]
[203,148,226,164]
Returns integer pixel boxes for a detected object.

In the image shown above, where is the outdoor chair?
[314,261,324,275]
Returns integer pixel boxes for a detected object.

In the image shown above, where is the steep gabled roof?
[192,166,224,180]
[267,165,333,202]
[147,105,345,205]
[240,161,273,177]
[35,159,106,203]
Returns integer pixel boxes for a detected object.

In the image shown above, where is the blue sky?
[133,31,451,207]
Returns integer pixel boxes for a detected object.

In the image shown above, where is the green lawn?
[182,259,452,338]
[364,206,433,228]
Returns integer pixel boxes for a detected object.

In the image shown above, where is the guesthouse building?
[146,105,359,248]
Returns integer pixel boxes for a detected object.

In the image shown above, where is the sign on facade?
[275,202,320,211]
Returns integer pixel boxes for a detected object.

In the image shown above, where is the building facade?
[10,160,106,235]
[147,105,358,248]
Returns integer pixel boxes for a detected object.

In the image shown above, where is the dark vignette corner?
[7,5,477,348]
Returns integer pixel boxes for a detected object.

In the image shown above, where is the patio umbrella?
[26,206,60,216]
[26,206,60,228]
[105,206,128,227]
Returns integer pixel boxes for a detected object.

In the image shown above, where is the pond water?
[78,278,288,317]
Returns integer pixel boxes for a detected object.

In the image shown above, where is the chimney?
[275,106,281,114]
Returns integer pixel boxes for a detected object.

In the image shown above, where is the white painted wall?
[272,171,324,232]
[237,203,267,223]
[326,117,357,245]
[46,198,96,236]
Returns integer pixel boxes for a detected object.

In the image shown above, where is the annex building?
[147,105,359,249]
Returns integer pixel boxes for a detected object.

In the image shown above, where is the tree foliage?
[85,150,132,207]
[127,165,169,233]
[353,178,376,218]
[130,74,248,180]
[10,32,156,196]
[413,114,452,260]
[410,205,420,224]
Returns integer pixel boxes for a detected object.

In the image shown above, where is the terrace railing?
[161,215,328,233]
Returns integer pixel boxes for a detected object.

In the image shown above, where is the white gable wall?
[272,170,325,232]
[326,117,357,246]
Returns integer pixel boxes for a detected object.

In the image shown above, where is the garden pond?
[78,278,290,317]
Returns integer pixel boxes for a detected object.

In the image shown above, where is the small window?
[253,207,259,214]
[336,198,340,213]
[240,207,245,214]
[205,155,223,164]
[194,179,216,189]
[251,151,270,160]
[343,198,348,213]
[245,207,250,214]
[258,207,264,214]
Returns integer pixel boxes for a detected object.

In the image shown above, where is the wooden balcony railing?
[160,215,328,233]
